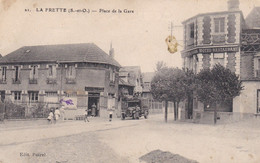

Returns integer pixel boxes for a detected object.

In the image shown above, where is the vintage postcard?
[0,0,260,162]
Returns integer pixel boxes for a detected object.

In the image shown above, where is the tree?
[151,67,187,122]
[182,69,197,119]
[155,61,167,72]
[196,64,243,124]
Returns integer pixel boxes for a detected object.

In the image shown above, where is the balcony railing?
[212,34,226,44]
[66,78,76,84]
[12,78,21,84]
[46,78,57,84]
[29,78,38,84]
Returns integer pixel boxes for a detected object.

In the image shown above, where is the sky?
[0,0,259,72]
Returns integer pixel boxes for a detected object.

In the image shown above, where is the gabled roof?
[0,43,121,67]
[245,7,260,29]
[120,66,141,73]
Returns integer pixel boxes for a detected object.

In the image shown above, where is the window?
[29,91,39,102]
[49,65,53,76]
[46,91,58,97]
[213,53,225,66]
[1,67,6,81]
[13,91,21,101]
[30,65,38,79]
[110,70,115,82]
[190,23,195,38]
[14,66,19,82]
[66,65,75,78]
[214,17,225,33]
[65,91,77,97]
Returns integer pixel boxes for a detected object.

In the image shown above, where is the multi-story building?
[181,0,260,121]
[0,43,120,118]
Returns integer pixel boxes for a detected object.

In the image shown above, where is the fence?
[143,99,174,114]
[0,101,58,119]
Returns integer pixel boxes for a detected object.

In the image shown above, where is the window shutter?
[29,67,33,79]
[72,66,76,78]
[220,18,225,33]
[35,66,39,78]
[53,65,57,78]
[0,67,2,80]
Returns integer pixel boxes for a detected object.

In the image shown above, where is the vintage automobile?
[121,98,149,120]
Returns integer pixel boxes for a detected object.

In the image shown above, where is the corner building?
[0,43,120,119]
[181,0,260,121]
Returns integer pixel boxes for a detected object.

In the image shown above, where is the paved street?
[0,114,260,163]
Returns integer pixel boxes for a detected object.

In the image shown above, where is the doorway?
[88,95,100,117]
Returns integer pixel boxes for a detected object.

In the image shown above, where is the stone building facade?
[0,43,120,119]
[181,0,260,121]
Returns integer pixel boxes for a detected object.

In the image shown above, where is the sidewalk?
[0,115,128,132]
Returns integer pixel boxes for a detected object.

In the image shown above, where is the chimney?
[109,42,114,58]
[227,0,240,11]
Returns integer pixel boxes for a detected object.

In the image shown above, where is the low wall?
[192,111,257,124]
[64,109,85,120]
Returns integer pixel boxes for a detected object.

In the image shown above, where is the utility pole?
[58,62,63,106]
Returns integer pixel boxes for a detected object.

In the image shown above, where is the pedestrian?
[91,103,96,117]
[54,107,61,124]
[60,105,65,121]
[109,110,113,122]
[84,109,89,122]
[47,110,54,124]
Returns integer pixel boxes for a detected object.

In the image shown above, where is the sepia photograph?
[0,0,260,162]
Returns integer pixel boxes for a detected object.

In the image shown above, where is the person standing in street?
[91,103,96,117]
[47,110,54,124]
[54,107,61,124]
[60,105,65,121]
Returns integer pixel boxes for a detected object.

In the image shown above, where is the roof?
[119,78,135,87]
[120,66,141,74]
[245,7,260,29]
[0,43,121,67]
[142,72,155,83]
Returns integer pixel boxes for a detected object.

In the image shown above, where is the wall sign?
[185,46,239,56]
[85,87,104,92]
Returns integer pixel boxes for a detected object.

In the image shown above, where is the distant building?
[142,72,155,99]
[0,43,120,118]
[142,72,174,114]
[119,66,143,97]
[181,0,260,121]
[245,7,260,29]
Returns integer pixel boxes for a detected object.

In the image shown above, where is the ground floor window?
[45,91,58,103]
[28,91,39,103]
[257,90,260,113]
[13,91,21,101]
